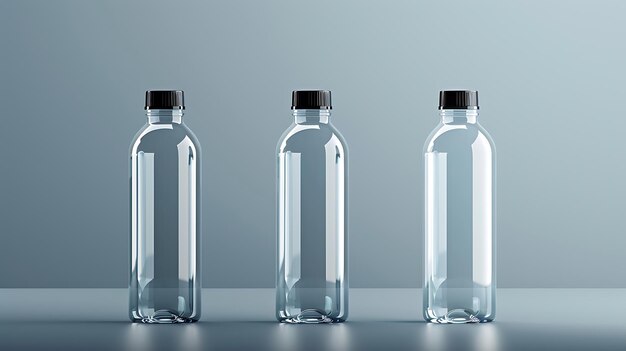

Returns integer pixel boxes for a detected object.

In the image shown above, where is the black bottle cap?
[291,90,332,110]
[439,90,479,110]
[145,90,185,110]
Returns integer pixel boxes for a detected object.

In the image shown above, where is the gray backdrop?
[1,0,625,288]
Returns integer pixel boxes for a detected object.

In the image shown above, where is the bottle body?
[276,109,348,323]
[423,109,495,323]
[129,109,201,323]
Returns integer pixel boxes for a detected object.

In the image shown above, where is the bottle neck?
[147,109,183,124]
[440,109,478,124]
[293,109,330,124]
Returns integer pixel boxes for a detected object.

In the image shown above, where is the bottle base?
[425,309,493,324]
[131,310,198,324]
[278,309,345,324]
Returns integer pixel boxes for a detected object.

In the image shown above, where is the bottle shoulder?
[130,123,200,155]
[277,123,347,154]
[424,123,494,154]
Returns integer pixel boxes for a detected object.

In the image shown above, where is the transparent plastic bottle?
[423,90,495,323]
[276,90,348,323]
[129,90,201,323]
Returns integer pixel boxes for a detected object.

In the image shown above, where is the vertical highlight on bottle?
[423,90,496,323]
[129,90,202,323]
[276,90,349,323]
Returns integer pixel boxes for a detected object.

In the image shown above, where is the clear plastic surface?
[424,109,495,323]
[129,109,201,323]
[276,109,348,323]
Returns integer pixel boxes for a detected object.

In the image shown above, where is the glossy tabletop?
[0,289,624,351]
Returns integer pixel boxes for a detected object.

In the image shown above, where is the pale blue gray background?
[1,0,624,288]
